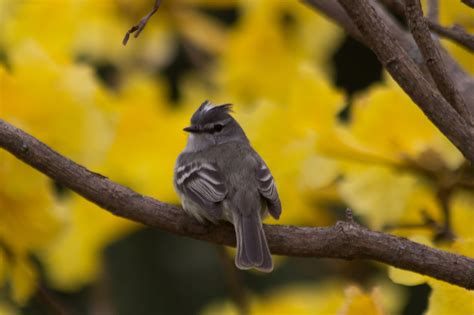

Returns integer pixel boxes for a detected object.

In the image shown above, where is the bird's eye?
[213,124,224,132]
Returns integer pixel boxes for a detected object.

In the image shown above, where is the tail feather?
[233,212,273,272]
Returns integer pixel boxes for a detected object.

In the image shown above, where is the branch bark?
[123,0,162,46]
[1,119,473,290]
[405,0,471,123]
[333,0,474,162]
[304,0,474,113]
[378,0,474,53]
[426,20,474,53]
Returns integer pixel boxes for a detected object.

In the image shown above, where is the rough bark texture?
[426,20,474,53]
[405,0,471,123]
[326,0,474,162]
[1,119,473,290]
[123,0,161,45]
[304,0,474,108]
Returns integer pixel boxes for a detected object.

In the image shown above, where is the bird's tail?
[233,211,273,272]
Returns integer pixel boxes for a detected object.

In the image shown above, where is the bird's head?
[183,100,248,151]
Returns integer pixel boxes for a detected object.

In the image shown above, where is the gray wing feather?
[175,161,227,219]
[256,163,281,219]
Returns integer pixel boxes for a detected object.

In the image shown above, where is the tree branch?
[426,20,474,53]
[122,0,162,46]
[1,119,473,290]
[303,0,474,115]
[334,0,474,162]
[379,0,474,53]
[405,0,471,124]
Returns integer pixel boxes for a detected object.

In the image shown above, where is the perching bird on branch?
[174,101,282,271]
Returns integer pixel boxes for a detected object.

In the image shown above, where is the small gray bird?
[174,100,281,272]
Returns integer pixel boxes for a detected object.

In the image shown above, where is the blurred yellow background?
[0,0,473,314]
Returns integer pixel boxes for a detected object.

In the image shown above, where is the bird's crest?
[191,100,233,125]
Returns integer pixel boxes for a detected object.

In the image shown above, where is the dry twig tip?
[122,0,162,46]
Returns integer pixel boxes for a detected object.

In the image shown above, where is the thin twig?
[0,119,473,289]
[405,0,471,124]
[383,210,443,235]
[380,0,474,52]
[426,20,474,52]
[123,0,162,46]
[435,187,456,242]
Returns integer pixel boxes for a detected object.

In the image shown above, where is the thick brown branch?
[123,0,162,46]
[303,0,418,56]
[405,0,471,124]
[304,0,474,110]
[335,0,474,162]
[380,0,474,52]
[1,119,473,289]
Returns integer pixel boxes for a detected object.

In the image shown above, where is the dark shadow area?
[401,284,431,315]
[332,35,383,96]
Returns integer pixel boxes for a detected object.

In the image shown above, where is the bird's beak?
[183,125,199,133]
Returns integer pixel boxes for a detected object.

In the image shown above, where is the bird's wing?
[256,161,281,219]
[175,161,227,213]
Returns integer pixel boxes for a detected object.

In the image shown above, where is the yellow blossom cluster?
[0,0,472,313]
[202,281,403,315]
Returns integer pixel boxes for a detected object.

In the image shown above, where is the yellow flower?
[0,0,181,69]
[0,39,114,298]
[8,254,37,305]
[40,195,138,291]
[313,77,468,233]
[390,238,474,315]
[0,299,19,315]
[0,152,60,304]
[235,67,345,225]
[0,0,240,75]
[0,153,60,255]
[216,0,342,105]
[201,280,402,315]
[427,279,474,315]
[1,41,114,166]
[102,75,188,202]
[348,79,463,168]
[339,286,385,315]
[339,165,419,229]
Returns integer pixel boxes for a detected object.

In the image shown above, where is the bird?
[174,100,282,272]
